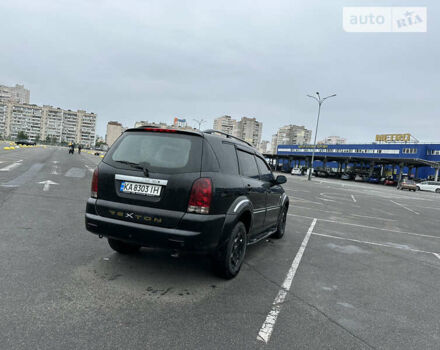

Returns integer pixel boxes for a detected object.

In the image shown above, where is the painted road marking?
[287,213,440,239]
[1,163,44,187]
[0,162,22,172]
[257,218,317,344]
[84,165,95,173]
[288,195,324,206]
[313,232,440,261]
[292,206,343,215]
[37,180,59,191]
[410,205,440,211]
[350,213,396,222]
[65,167,86,178]
[351,194,357,203]
[390,200,419,215]
[320,197,337,202]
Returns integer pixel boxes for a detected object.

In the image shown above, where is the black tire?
[272,205,288,239]
[108,238,141,254]
[212,222,247,279]
[416,186,420,191]
[436,188,440,194]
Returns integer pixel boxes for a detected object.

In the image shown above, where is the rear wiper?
[114,160,143,169]
[115,160,150,176]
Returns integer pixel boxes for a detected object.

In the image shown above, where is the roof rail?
[203,129,254,147]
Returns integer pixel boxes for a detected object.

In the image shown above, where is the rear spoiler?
[125,127,203,137]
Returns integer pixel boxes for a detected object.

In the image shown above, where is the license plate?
[120,181,162,196]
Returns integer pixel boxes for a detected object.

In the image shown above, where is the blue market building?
[265,143,440,181]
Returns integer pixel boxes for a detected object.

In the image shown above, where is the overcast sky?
[1,0,438,143]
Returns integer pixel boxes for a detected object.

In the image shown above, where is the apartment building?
[233,117,263,147]
[270,134,278,154]
[274,125,312,148]
[106,121,126,146]
[212,116,262,147]
[134,121,168,129]
[0,102,96,146]
[212,115,236,135]
[0,103,8,138]
[318,136,347,145]
[0,84,30,104]
[258,140,270,154]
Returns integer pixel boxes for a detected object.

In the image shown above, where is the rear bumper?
[85,198,226,252]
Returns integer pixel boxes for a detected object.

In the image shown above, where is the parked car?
[368,176,380,183]
[85,128,289,279]
[16,139,36,146]
[291,168,302,176]
[416,181,440,193]
[354,174,364,182]
[313,169,329,178]
[341,173,353,180]
[397,179,417,191]
[384,177,397,186]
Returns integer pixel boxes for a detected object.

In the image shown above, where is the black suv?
[85,127,289,278]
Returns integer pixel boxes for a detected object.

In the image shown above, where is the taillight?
[91,168,98,198]
[187,178,212,214]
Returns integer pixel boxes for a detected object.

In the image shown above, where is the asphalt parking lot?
[1,145,440,349]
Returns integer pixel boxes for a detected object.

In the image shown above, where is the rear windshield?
[104,131,202,174]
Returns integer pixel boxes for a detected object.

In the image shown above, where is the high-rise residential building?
[134,121,168,129]
[232,117,263,147]
[318,136,347,145]
[258,140,270,154]
[274,125,312,151]
[0,103,8,138]
[0,84,30,104]
[213,115,236,135]
[106,121,126,146]
[271,134,278,154]
[0,102,96,145]
[212,115,263,147]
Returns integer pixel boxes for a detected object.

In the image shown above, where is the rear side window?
[105,132,202,174]
[237,150,259,179]
[216,142,239,175]
[255,156,274,182]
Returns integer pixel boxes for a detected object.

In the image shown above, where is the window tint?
[216,142,239,175]
[237,150,259,178]
[202,140,220,172]
[106,132,202,174]
[255,156,274,182]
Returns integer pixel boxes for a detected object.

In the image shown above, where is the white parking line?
[283,187,310,193]
[287,213,440,239]
[350,214,396,222]
[257,218,317,344]
[289,195,324,206]
[312,232,440,260]
[390,200,419,215]
[320,197,337,202]
[351,194,356,203]
[293,206,343,215]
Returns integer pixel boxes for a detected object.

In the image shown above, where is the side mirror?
[275,175,287,185]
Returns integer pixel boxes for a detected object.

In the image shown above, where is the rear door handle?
[246,184,251,191]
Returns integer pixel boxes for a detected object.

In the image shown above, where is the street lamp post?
[193,118,206,130]
[306,92,336,181]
